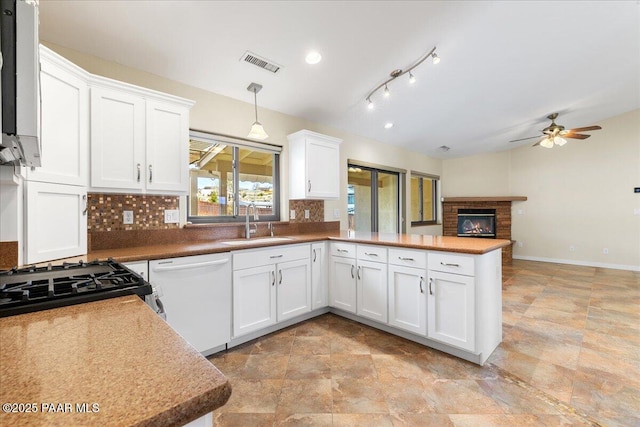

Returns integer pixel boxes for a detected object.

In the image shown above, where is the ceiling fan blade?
[564,133,590,140]
[509,135,541,143]
[566,125,601,133]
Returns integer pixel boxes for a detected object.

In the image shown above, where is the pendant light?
[247,82,268,140]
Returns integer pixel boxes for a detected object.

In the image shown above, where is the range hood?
[0,0,41,167]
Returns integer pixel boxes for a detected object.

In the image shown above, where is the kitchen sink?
[220,237,294,246]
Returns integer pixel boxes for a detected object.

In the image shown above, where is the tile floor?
[208,260,639,426]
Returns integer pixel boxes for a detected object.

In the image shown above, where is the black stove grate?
[0,259,152,317]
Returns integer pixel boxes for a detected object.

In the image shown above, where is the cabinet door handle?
[313,249,317,262]
[270,254,283,259]
[419,276,424,293]
[357,266,361,280]
[149,164,153,183]
[308,180,311,192]
[398,256,414,261]
[364,252,378,257]
[271,270,275,286]
[278,270,283,285]
[350,264,355,279]
[440,261,460,267]
[82,194,88,216]
[429,277,434,295]
[137,163,141,182]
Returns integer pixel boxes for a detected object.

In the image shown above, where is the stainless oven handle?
[152,259,229,272]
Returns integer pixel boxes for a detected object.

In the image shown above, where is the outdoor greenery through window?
[188,130,280,223]
[411,173,438,225]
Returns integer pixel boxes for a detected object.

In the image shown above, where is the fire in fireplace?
[457,209,496,238]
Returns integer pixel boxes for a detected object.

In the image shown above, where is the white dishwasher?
[149,252,231,356]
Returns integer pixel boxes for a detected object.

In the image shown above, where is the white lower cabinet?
[311,242,328,309]
[356,259,388,323]
[388,264,427,336]
[149,253,231,355]
[329,254,357,313]
[427,253,476,352]
[232,245,311,338]
[233,264,277,337]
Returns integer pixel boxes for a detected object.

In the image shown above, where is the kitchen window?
[187,130,281,223]
[410,172,439,226]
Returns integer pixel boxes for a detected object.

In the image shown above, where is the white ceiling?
[39,1,640,159]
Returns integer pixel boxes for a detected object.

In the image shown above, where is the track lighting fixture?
[247,82,269,140]
[365,46,440,109]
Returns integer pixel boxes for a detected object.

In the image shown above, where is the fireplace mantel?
[442,196,527,203]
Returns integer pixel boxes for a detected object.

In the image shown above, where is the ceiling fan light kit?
[509,113,602,148]
[365,46,440,109]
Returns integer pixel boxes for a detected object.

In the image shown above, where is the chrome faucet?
[245,202,259,239]
[268,222,275,237]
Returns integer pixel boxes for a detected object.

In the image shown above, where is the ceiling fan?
[510,113,602,148]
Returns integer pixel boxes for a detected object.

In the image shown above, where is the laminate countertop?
[0,295,231,427]
[85,231,512,263]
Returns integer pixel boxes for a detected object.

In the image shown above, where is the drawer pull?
[419,276,424,293]
[440,261,460,267]
[364,252,378,257]
[270,254,284,259]
[337,249,349,253]
[398,256,414,261]
[429,277,434,295]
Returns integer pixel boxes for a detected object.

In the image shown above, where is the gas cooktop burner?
[0,259,152,317]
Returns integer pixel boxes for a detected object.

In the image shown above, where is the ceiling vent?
[240,51,282,74]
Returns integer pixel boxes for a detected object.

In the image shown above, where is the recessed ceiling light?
[305,51,322,65]
[384,122,394,129]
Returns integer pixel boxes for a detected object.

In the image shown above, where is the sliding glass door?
[347,164,400,233]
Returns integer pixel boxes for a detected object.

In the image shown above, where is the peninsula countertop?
[84,231,512,263]
[0,295,231,427]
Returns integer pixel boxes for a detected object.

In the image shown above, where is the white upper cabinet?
[288,130,342,200]
[89,78,193,194]
[26,47,89,186]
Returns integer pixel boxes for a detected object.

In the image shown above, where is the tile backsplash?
[87,193,180,232]
[87,194,326,232]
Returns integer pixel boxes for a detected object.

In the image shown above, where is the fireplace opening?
[457,209,496,238]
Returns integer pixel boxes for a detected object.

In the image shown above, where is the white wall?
[43,42,443,236]
[443,109,640,271]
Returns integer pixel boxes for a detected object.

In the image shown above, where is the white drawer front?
[428,252,475,276]
[357,244,388,263]
[233,244,310,270]
[330,242,356,258]
[389,248,427,269]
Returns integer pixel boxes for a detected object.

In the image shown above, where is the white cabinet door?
[329,255,357,313]
[233,264,277,337]
[388,264,427,336]
[311,242,328,309]
[277,258,311,322]
[288,130,342,200]
[305,137,340,199]
[90,87,145,190]
[27,52,88,186]
[427,270,476,352]
[24,182,87,264]
[145,100,189,192]
[150,254,231,354]
[356,259,388,323]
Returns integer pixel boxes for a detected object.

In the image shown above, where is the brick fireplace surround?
[442,197,527,264]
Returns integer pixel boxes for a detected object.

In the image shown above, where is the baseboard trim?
[512,255,640,272]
